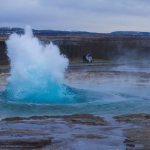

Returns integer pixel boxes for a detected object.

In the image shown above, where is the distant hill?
[111,31,150,36]
[0,27,104,36]
[0,27,150,37]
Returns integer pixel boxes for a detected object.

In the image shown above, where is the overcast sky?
[0,0,150,33]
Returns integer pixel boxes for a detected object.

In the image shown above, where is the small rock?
[114,114,150,123]
[75,134,105,139]
[0,137,52,149]
[63,114,108,126]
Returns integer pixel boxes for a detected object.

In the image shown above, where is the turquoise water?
[0,63,150,118]
[0,87,149,118]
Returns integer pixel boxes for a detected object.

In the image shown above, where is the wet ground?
[0,113,149,150]
[0,61,150,149]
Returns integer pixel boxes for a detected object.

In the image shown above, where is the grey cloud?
[0,0,150,32]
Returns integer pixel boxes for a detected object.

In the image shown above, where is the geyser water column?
[5,26,72,103]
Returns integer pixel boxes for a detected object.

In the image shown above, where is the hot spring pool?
[0,62,150,118]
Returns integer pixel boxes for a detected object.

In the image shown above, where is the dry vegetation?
[1,34,150,65]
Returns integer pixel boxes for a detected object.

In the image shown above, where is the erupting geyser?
[4,26,73,103]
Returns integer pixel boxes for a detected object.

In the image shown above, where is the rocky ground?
[0,114,149,150]
[114,114,150,150]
